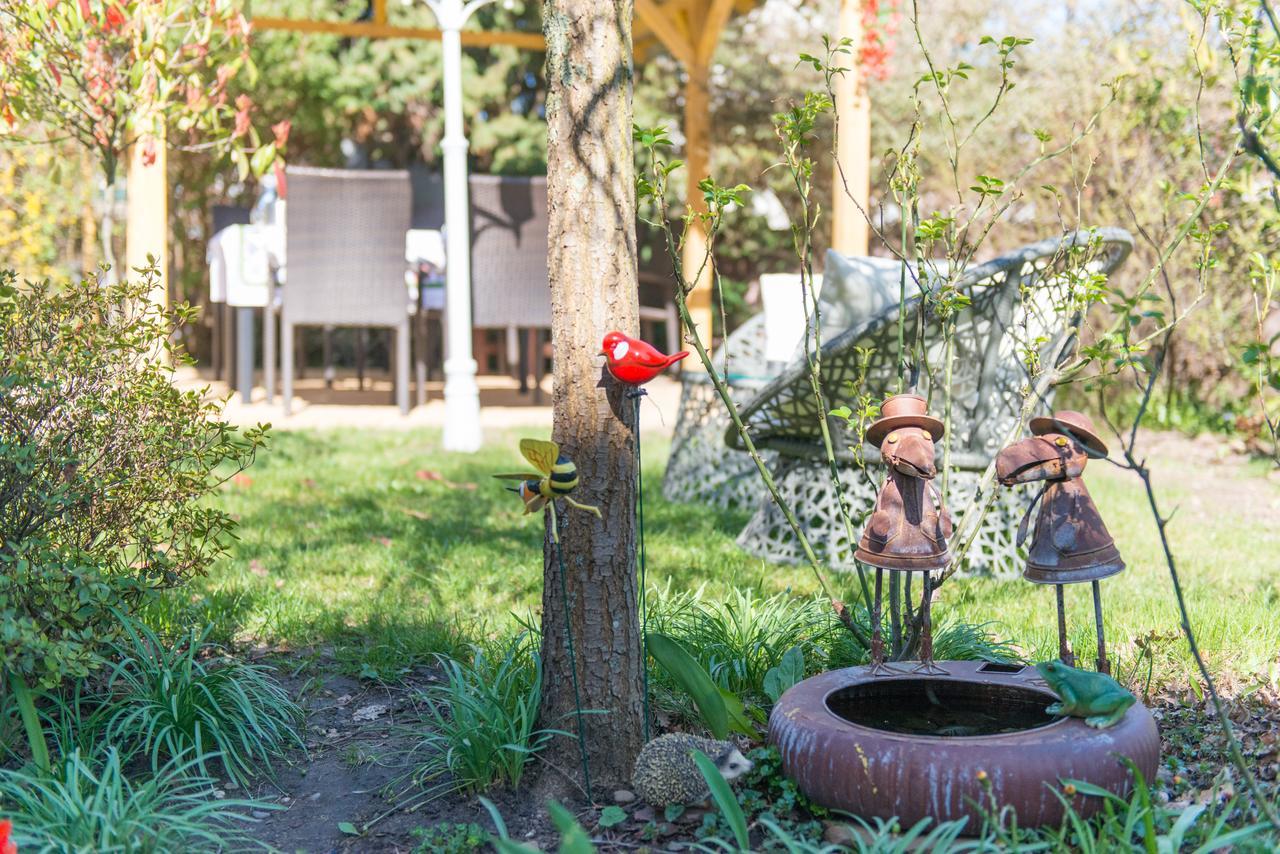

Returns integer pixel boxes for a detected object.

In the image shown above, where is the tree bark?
[538,0,644,799]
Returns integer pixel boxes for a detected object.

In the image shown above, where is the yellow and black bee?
[494,438,601,541]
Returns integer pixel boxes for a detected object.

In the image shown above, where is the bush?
[0,748,266,852]
[101,619,303,787]
[0,269,265,689]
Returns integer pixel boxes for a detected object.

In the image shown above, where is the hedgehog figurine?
[631,733,753,808]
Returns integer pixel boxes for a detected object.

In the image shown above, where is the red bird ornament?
[599,331,688,386]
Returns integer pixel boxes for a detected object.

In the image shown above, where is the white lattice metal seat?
[724,229,1133,576]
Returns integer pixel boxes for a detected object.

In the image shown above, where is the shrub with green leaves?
[101,619,303,787]
[0,269,266,689]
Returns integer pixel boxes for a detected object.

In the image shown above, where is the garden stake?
[629,388,652,742]
[599,331,688,743]
[1092,580,1110,674]
[551,505,593,798]
[1055,584,1074,666]
[493,438,601,795]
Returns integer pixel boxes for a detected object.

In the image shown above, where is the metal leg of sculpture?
[1055,584,1074,666]
[911,571,947,675]
[869,569,905,676]
[1091,579,1110,675]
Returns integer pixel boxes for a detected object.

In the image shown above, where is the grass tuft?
[101,618,304,787]
[408,631,560,797]
[0,748,268,853]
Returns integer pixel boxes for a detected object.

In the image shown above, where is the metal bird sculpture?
[600,331,689,386]
[855,394,954,676]
[995,410,1123,673]
[494,438,601,542]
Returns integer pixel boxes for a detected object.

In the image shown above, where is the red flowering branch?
[858,0,900,82]
[0,0,280,185]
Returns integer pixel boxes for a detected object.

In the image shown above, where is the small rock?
[824,821,856,846]
[613,789,636,804]
[657,822,677,837]
[252,810,272,819]
[633,805,655,823]
[308,792,322,802]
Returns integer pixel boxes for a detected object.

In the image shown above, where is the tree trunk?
[538,0,643,799]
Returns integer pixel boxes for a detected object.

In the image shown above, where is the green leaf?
[693,750,749,850]
[337,821,359,836]
[828,406,852,420]
[664,803,685,822]
[763,646,805,703]
[720,688,758,738]
[598,805,626,828]
[546,801,597,854]
[646,633,729,739]
[249,143,277,178]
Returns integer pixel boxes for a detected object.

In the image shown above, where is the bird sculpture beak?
[885,432,936,479]
[995,435,1082,485]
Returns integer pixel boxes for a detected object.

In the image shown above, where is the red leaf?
[415,470,443,481]
[141,136,156,167]
[103,3,127,32]
[46,60,62,86]
[274,160,288,198]
[78,0,92,20]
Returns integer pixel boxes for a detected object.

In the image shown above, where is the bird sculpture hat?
[864,393,946,448]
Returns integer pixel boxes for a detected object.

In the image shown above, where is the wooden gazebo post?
[634,0,737,352]
[830,0,871,256]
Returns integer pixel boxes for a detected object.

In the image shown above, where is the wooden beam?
[372,0,387,26]
[830,0,870,255]
[696,0,734,64]
[682,60,713,351]
[250,17,547,50]
[634,0,695,66]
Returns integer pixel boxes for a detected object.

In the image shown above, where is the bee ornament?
[494,438,601,541]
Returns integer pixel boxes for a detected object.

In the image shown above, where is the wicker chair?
[467,174,552,396]
[280,166,414,415]
[727,228,1134,576]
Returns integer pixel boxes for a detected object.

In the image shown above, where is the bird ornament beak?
[881,430,937,480]
[995,434,1086,485]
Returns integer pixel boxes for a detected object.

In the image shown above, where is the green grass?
[167,428,1280,689]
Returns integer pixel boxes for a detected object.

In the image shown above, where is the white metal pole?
[427,0,492,452]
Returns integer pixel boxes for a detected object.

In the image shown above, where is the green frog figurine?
[1035,659,1136,729]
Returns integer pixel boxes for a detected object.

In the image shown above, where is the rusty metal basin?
[768,660,1159,829]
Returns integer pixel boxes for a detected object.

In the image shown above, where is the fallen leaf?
[353,703,389,723]
[249,559,267,577]
[415,470,443,481]
[398,507,432,521]
[232,473,253,489]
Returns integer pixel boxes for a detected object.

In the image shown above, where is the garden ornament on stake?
[599,331,688,741]
[855,394,953,676]
[995,411,1124,674]
[494,438,600,792]
[494,438,602,543]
